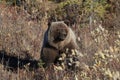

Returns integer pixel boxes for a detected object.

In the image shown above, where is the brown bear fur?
[41,21,79,67]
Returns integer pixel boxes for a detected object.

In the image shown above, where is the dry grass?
[0,1,120,80]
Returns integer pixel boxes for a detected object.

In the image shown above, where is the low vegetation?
[0,0,119,80]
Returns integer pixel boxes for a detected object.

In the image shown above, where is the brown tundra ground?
[0,1,120,80]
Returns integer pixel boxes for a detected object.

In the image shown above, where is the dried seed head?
[74,49,79,55]
[61,53,66,59]
[69,58,73,63]
[74,61,80,67]
[55,66,63,70]
[71,49,76,55]
[66,48,69,53]
[61,63,65,69]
